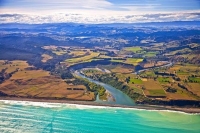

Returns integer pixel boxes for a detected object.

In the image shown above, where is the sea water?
[0,100,200,133]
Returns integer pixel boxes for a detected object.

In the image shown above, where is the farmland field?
[52,50,67,55]
[188,77,200,83]
[41,54,53,62]
[111,59,125,63]
[164,83,198,100]
[124,58,143,65]
[0,60,95,101]
[124,47,142,53]
[0,60,30,73]
[66,52,99,64]
[143,80,166,97]
[130,78,143,84]
[157,77,171,83]
[10,70,50,79]
[69,50,87,57]
[187,83,200,97]
[109,65,133,74]
[169,48,192,55]
[143,52,158,57]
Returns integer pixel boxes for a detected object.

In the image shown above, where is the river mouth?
[74,70,135,106]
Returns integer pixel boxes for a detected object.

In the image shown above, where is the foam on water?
[0,100,62,108]
[0,100,199,115]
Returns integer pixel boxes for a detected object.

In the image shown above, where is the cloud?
[120,4,161,11]
[0,12,200,24]
[0,0,200,23]
[1,0,200,15]
[0,14,22,18]
[1,0,113,14]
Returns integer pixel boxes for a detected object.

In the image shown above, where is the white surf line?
[0,128,20,132]
[0,100,199,115]
[0,117,50,124]
[0,100,62,108]
[0,107,38,114]
[0,112,34,117]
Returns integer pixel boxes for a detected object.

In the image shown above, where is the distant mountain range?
[1,21,200,28]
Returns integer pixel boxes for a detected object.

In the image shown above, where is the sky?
[0,0,200,23]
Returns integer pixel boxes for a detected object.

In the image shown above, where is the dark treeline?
[136,99,200,107]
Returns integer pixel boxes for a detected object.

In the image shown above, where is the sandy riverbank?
[0,97,200,114]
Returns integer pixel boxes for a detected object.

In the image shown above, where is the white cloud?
[1,0,114,15]
[0,12,200,24]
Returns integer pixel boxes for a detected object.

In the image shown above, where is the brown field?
[0,60,95,101]
[66,52,100,65]
[164,83,197,100]
[170,64,200,72]
[169,65,182,71]
[141,78,148,81]
[0,60,30,73]
[168,64,200,80]
[10,70,50,79]
[110,65,133,74]
[181,54,197,60]
[143,80,166,97]
[41,54,53,62]
[187,83,200,97]
[165,91,196,100]
[0,74,94,101]
[42,45,57,50]
[69,50,87,57]
[169,48,192,55]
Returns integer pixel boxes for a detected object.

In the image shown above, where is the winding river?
[74,70,135,106]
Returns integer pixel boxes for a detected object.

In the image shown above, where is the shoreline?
[0,97,200,114]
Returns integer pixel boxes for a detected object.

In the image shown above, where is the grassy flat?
[130,78,143,84]
[143,52,158,57]
[157,77,170,83]
[66,52,100,64]
[188,77,200,83]
[124,58,143,65]
[124,47,142,53]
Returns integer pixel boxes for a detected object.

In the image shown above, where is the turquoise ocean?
[0,100,200,133]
